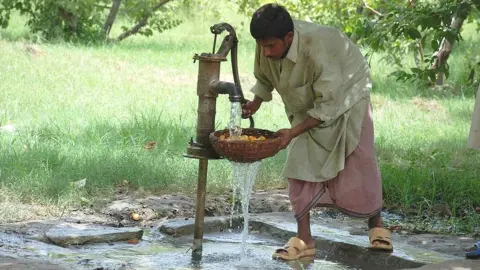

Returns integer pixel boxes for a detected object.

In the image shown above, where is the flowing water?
[231,161,262,260]
[228,102,243,139]
[227,102,263,261]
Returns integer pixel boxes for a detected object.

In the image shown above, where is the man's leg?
[287,177,324,249]
[297,212,315,249]
[368,212,382,229]
[272,178,321,260]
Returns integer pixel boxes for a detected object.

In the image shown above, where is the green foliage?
[355,0,476,85]
[231,0,480,86]
[0,0,107,41]
[118,0,183,38]
[0,0,195,42]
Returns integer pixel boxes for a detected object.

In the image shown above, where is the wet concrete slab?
[160,212,465,270]
[402,259,480,269]
[0,228,356,269]
[45,223,144,247]
[0,211,475,270]
[0,256,68,270]
[159,215,243,236]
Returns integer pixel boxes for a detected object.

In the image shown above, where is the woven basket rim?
[211,129,280,143]
[209,127,281,162]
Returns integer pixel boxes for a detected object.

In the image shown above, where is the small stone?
[131,213,140,221]
[45,223,143,247]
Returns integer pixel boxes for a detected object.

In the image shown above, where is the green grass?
[0,8,479,232]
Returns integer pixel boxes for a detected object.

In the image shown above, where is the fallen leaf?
[127,239,140,244]
[389,225,402,232]
[144,141,157,150]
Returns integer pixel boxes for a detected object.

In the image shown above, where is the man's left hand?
[274,128,294,150]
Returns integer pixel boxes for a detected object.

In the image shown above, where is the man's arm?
[250,45,274,102]
[290,117,324,138]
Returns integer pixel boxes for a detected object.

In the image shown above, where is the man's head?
[250,3,294,60]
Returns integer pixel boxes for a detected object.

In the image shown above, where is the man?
[242,3,393,261]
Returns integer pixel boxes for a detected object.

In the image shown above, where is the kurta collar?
[285,28,299,63]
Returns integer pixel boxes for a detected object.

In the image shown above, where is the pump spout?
[212,81,243,103]
[211,81,254,128]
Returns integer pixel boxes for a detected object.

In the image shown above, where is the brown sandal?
[272,237,316,261]
[368,228,393,252]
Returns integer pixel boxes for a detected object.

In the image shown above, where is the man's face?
[256,32,293,61]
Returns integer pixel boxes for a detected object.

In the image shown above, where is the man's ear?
[285,31,294,45]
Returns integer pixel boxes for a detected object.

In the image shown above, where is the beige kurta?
[468,85,480,149]
[250,20,372,182]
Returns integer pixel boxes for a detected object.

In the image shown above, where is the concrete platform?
[159,212,476,270]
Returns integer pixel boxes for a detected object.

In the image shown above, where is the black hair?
[250,3,294,40]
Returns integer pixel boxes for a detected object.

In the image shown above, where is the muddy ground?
[0,187,478,260]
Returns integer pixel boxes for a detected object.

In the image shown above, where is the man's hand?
[242,97,262,119]
[274,117,324,150]
[274,128,294,150]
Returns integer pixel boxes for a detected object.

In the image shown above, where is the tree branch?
[104,0,122,38]
[115,0,172,42]
[362,0,383,16]
[433,12,468,85]
[95,4,112,9]
[433,4,471,85]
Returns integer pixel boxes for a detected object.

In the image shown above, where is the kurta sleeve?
[250,45,274,102]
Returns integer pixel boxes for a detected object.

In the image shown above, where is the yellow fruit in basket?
[219,132,268,141]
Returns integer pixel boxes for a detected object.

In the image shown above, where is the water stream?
[228,102,243,139]
[228,102,262,261]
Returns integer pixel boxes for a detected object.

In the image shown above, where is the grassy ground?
[0,8,479,232]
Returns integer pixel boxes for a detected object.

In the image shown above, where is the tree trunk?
[104,0,122,38]
[433,4,470,85]
[467,84,480,149]
[116,0,171,42]
[58,7,77,34]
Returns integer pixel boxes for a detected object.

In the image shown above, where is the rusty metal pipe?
[211,81,243,103]
[195,59,220,147]
[184,55,224,160]
[192,158,208,254]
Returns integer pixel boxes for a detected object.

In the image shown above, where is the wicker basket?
[209,128,281,163]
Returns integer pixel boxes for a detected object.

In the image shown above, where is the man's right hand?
[242,97,262,119]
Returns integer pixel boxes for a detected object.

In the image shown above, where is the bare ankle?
[368,213,382,229]
[297,235,315,247]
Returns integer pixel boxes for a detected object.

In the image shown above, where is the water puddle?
[28,230,357,269]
